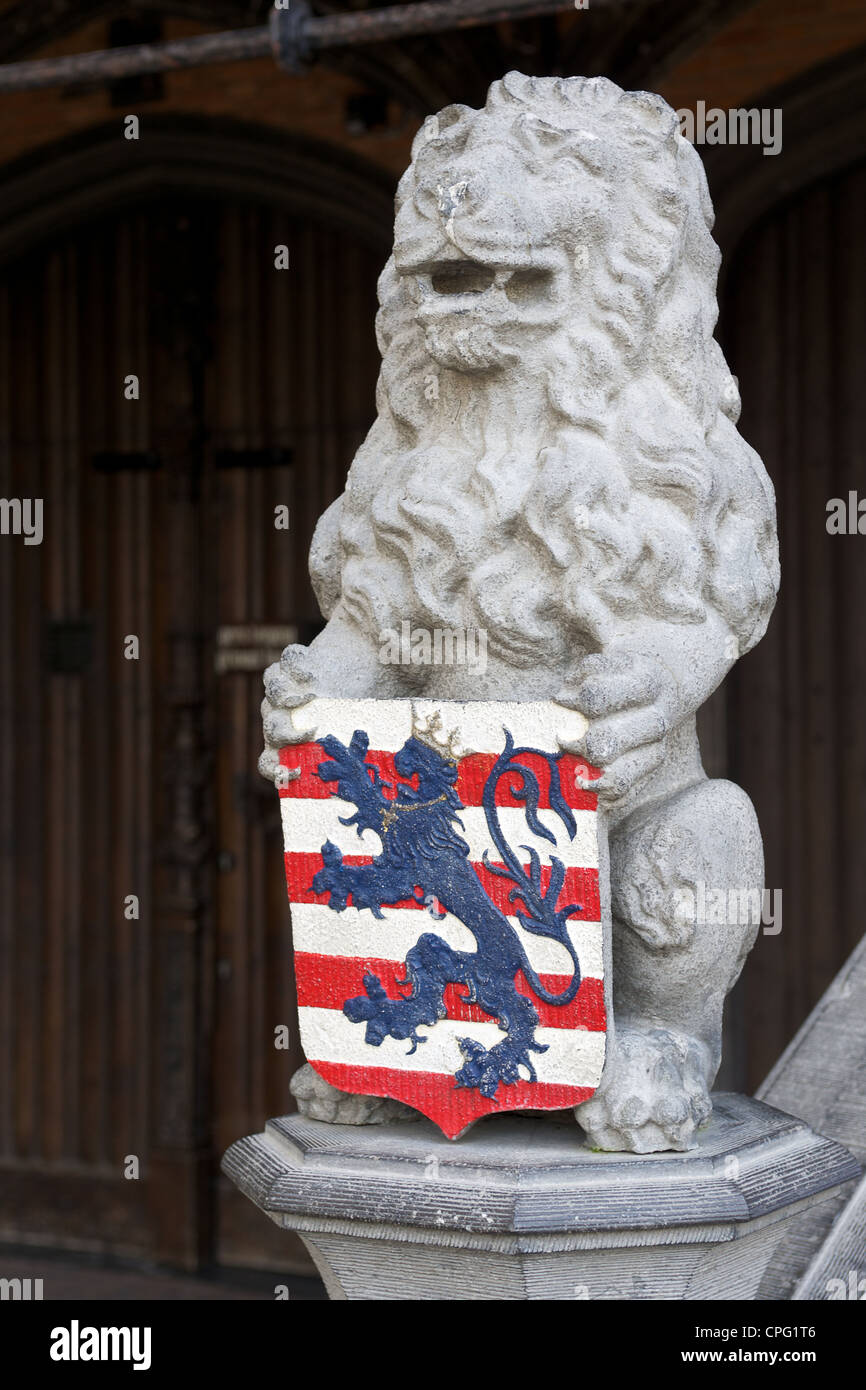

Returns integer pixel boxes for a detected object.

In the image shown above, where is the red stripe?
[281,744,405,801]
[476,861,600,921]
[295,952,606,1031]
[281,742,600,811]
[457,751,599,811]
[309,1061,596,1139]
[285,851,600,920]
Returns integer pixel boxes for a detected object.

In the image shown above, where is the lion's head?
[313,73,779,673]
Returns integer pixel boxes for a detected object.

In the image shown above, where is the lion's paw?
[290,1063,422,1126]
[574,1026,712,1153]
[259,644,318,783]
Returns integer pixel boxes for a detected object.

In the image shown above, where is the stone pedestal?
[221,1093,859,1301]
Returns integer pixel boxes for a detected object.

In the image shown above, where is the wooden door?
[720,160,866,1092]
[0,193,383,1269]
[0,208,162,1260]
[206,206,381,1269]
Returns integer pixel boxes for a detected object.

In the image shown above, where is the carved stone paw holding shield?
[277,698,609,1139]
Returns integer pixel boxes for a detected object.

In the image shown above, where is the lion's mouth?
[411,255,563,339]
[412,260,561,373]
[430,262,496,296]
[422,261,555,307]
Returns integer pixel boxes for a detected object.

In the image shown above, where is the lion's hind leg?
[344,927,546,1100]
[454,985,544,1098]
[292,933,470,1127]
[343,931,467,1049]
[575,777,763,1152]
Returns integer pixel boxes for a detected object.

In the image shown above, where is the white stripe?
[290,901,604,980]
[288,698,588,754]
[282,797,384,857]
[281,798,599,867]
[299,1006,605,1086]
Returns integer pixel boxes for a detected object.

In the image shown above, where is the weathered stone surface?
[259,73,780,1152]
[221,1093,858,1301]
[757,934,866,1298]
[793,1173,866,1301]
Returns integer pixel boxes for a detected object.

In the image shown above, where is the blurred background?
[0,0,864,1290]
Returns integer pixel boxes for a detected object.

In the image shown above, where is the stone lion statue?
[260,72,780,1152]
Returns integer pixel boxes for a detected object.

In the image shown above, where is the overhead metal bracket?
[269,0,314,76]
[0,0,589,94]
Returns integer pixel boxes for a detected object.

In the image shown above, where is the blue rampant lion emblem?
[311,729,584,1099]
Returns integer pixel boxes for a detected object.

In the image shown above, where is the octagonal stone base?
[221,1093,859,1301]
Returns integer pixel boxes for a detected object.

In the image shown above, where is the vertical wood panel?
[0,280,12,1157]
[12,254,44,1161]
[836,169,866,1008]
[80,224,111,1169]
[722,158,866,1090]
[43,244,79,1164]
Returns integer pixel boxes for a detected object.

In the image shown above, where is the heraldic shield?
[278,699,611,1139]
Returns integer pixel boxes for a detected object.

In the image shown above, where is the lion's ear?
[618,90,681,146]
[514,113,566,152]
[410,114,441,161]
[410,104,472,163]
[513,114,605,178]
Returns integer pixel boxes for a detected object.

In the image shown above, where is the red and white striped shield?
[278,699,609,1139]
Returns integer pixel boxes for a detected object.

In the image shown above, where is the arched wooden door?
[0,183,385,1271]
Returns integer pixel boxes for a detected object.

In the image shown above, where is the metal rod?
[306,0,582,48]
[0,28,271,92]
[0,0,581,94]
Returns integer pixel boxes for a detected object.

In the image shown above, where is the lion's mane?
[311,73,779,670]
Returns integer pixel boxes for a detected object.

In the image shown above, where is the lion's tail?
[519,933,582,1008]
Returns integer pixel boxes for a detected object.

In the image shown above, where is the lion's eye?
[430,263,495,295]
[504,268,554,303]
